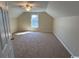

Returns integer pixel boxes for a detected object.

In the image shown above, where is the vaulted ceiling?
[8,1,48,18]
[8,1,79,19]
[46,1,79,18]
[8,1,48,12]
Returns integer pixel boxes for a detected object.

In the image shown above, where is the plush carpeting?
[12,32,71,58]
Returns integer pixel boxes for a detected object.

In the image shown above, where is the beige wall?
[9,18,18,33]
[53,16,79,57]
[17,12,31,32]
[46,2,79,57]
[17,12,53,33]
[8,7,23,33]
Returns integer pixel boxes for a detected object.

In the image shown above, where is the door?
[0,2,14,58]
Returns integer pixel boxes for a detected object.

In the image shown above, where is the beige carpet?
[12,32,71,58]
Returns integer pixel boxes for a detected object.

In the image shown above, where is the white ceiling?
[46,1,79,18]
[8,1,48,18]
[8,1,48,12]
[8,1,79,18]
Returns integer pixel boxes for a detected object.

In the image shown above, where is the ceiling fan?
[13,1,40,11]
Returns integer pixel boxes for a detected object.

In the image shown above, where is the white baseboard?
[53,32,75,58]
[71,56,79,58]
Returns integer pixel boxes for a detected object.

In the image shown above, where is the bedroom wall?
[8,7,24,33]
[46,1,79,57]
[9,18,18,33]
[53,16,79,57]
[17,12,53,33]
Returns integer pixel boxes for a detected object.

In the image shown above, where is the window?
[31,15,39,28]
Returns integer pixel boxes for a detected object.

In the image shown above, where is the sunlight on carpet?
[15,31,32,35]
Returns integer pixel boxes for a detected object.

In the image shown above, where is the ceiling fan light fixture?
[25,4,32,11]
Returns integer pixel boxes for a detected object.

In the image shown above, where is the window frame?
[31,14,39,28]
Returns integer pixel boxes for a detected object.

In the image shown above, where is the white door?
[0,2,14,58]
